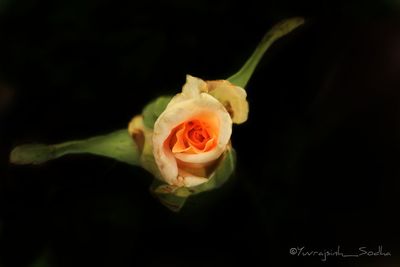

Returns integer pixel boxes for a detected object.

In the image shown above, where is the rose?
[153,75,249,187]
[129,75,248,188]
[152,75,233,187]
[9,17,303,212]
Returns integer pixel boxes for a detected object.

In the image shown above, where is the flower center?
[169,119,217,154]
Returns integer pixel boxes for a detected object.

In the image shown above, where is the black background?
[1,0,400,266]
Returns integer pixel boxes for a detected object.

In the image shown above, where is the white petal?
[178,170,209,187]
[166,75,208,108]
[182,75,208,97]
[207,80,249,124]
[174,143,227,164]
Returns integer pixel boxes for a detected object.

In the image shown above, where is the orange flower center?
[168,119,217,154]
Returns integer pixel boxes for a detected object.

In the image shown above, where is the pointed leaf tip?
[228,17,305,88]
[10,144,54,165]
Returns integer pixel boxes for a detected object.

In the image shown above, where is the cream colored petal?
[128,115,164,180]
[153,93,232,186]
[182,176,208,187]
[128,115,144,137]
[128,115,149,154]
[182,75,208,96]
[174,143,226,164]
[178,169,209,187]
[207,80,249,124]
[166,75,208,108]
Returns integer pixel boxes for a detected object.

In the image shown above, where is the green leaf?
[228,17,304,88]
[10,129,140,166]
[150,147,236,212]
[142,96,172,129]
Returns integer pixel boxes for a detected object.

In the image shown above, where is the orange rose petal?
[203,137,216,151]
[168,119,219,154]
[171,124,190,153]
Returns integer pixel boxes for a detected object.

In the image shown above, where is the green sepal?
[10,129,140,166]
[150,147,236,212]
[150,179,188,212]
[190,146,236,194]
[228,17,304,88]
[142,96,173,129]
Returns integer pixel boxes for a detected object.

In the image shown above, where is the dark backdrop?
[1,0,400,266]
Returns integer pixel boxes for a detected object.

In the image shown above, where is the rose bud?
[10,18,304,211]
